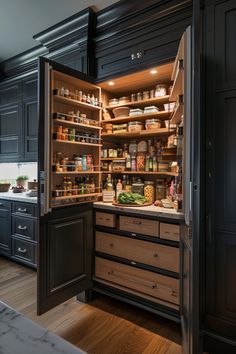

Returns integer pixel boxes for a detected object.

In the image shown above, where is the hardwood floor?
[0,256,182,354]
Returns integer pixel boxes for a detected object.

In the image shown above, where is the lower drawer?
[95,257,179,305]
[96,231,179,273]
[119,215,159,237]
[11,237,36,266]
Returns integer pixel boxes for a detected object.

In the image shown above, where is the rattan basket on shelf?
[0,183,11,192]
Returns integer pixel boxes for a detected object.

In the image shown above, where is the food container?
[155,84,168,97]
[164,102,175,111]
[143,91,150,100]
[170,161,178,173]
[104,123,113,134]
[131,182,144,195]
[137,152,146,171]
[113,107,130,118]
[156,181,166,200]
[113,124,127,133]
[158,162,170,172]
[150,89,155,98]
[0,183,11,192]
[56,125,62,140]
[112,159,126,172]
[145,118,161,130]
[137,92,143,101]
[137,140,148,152]
[119,96,130,104]
[129,108,144,116]
[144,106,159,114]
[127,121,144,132]
[129,140,138,154]
[131,93,136,102]
[144,181,155,203]
[101,162,109,171]
[161,198,173,208]
[109,98,119,106]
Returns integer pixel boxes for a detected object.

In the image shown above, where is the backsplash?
[0,162,37,185]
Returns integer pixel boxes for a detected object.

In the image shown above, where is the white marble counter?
[93,202,184,221]
[0,192,37,204]
[0,302,85,354]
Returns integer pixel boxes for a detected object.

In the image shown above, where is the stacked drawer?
[11,202,38,267]
[94,211,180,311]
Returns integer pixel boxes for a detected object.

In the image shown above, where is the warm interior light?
[108,81,115,86]
[150,69,158,75]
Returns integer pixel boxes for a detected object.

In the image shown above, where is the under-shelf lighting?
[150,69,158,75]
[108,81,115,86]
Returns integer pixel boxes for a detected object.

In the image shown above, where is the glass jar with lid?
[131,180,144,195]
[156,179,166,200]
[144,181,155,203]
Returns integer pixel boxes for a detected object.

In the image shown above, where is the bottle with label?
[125,177,132,193]
[149,156,153,172]
[131,153,137,171]
[116,179,123,200]
[145,155,150,171]
[102,174,114,203]
[126,153,131,171]
[153,156,158,172]
[122,175,126,190]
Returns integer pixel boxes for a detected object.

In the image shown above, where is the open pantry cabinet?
[37,25,197,353]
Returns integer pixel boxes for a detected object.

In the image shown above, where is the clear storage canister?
[144,181,155,203]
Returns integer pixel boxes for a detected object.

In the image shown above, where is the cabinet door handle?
[108,270,114,275]
[18,225,27,231]
[17,247,27,254]
[151,284,157,289]
[136,51,143,59]
[17,208,27,212]
[131,53,136,60]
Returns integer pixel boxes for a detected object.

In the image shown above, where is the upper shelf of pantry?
[99,62,174,95]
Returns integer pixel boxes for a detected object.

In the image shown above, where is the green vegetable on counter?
[117,192,147,205]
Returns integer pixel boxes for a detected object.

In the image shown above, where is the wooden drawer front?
[12,202,35,216]
[96,212,116,228]
[160,223,180,242]
[119,215,159,237]
[12,216,36,241]
[11,238,36,265]
[95,257,179,305]
[96,232,179,273]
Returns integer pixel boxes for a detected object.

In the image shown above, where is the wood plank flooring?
[0,257,182,354]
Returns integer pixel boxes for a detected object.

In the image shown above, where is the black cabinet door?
[23,98,38,161]
[37,205,93,315]
[0,200,11,256]
[0,80,21,106]
[204,0,236,350]
[22,75,38,100]
[0,103,22,162]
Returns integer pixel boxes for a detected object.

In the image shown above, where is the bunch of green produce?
[117,192,147,205]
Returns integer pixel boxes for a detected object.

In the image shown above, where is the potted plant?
[16,175,29,188]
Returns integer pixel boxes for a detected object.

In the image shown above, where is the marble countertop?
[0,302,85,354]
[0,192,37,204]
[93,202,184,221]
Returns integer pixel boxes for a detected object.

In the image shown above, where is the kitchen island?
[0,301,85,354]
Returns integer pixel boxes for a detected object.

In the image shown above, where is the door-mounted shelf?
[170,96,184,125]
[53,95,103,111]
[54,139,102,147]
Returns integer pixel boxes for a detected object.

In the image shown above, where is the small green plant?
[16,175,29,181]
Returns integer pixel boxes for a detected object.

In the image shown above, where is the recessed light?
[108,81,115,86]
[150,69,158,75]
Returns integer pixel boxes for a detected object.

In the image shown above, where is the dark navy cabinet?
[0,200,11,256]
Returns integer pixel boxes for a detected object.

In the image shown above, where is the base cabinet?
[0,200,11,256]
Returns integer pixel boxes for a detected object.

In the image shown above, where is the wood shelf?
[53,171,101,175]
[170,97,183,125]
[105,96,170,110]
[101,111,171,124]
[53,118,102,131]
[54,95,103,111]
[102,128,175,140]
[101,157,124,161]
[54,139,102,147]
[102,171,178,176]
[169,61,184,101]
[53,192,102,201]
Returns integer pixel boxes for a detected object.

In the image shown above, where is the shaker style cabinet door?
[0,201,11,256]
[23,98,38,161]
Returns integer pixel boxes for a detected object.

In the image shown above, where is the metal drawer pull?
[17,208,27,212]
[17,247,27,254]
[151,284,157,289]
[153,253,158,258]
[109,243,114,247]
[108,270,114,275]
[18,225,27,231]
[131,261,136,265]
[131,233,136,237]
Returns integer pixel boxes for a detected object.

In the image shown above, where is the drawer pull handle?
[108,270,114,275]
[151,284,157,289]
[153,253,158,258]
[131,261,136,265]
[131,233,136,237]
[132,220,142,225]
[18,225,27,231]
[17,247,27,254]
[172,290,178,297]
[17,208,27,212]
[109,243,114,247]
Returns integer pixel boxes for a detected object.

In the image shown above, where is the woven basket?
[0,183,11,192]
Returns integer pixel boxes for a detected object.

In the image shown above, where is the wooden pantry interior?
[38,27,190,337]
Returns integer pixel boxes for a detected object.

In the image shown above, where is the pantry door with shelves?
[37,57,101,315]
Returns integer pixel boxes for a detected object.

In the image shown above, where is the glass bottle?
[145,155,150,171]
[116,179,123,200]
[153,156,158,172]
[131,154,137,171]
[126,153,131,171]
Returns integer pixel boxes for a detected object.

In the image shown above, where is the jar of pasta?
[144,181,155,203]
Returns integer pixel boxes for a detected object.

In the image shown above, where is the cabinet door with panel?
[0,200,11,256]
[22,75,38,100]
[0,80,21,106]
[23,98,38,160]
[0,104,22,161]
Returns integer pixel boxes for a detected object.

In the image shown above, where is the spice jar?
[131,93,136,102]
[144,181,155,203]
[56,125,62,140]
[156,180,166,200]
[155,84,168,97]
[137,92,143,101]
[143,91,150,100]
[132,181,144,195]
[61,127,68,140]
[74,155,82,171]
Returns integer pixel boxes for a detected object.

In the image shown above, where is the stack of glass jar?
[55,126,99,144]
[54,176,96,198]
[54,152,94,172]
[54,87,102,107]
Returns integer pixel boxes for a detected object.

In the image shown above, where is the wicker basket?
[0,183,11,192]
